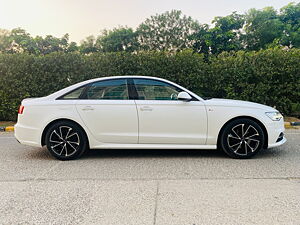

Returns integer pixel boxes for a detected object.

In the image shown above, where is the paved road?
[0,130,299,225]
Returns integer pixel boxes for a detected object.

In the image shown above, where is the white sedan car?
[15,76,286,160]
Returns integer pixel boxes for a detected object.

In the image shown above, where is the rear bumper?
[14,123,41,147]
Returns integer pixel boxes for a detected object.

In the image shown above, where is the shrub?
[0,49,299,121]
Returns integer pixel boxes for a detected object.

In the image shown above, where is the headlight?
[265,112,283,121]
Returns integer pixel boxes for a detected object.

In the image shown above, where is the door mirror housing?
[177,92,192,101]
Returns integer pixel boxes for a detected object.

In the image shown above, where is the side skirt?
[90,144,217,150]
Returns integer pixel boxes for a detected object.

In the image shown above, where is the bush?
[0,49,299,121]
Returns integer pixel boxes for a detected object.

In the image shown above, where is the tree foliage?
[1,3,300,54]
[244,7,284,50]
[279,2,300,48]
[191,12,245,55]
[96,27,138,52]
[136,10,200,51]
[79,35,98,54]
[4,28,71,54]
[0,29,11,52]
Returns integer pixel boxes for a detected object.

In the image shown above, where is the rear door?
[76,78,138,144]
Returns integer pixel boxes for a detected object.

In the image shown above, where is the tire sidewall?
[45,121,87,160]
[220,118,265,159]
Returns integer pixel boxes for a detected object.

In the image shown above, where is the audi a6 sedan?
[15,76,286,160]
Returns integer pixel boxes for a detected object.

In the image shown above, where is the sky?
[0,0,294,43]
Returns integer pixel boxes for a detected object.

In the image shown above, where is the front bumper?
[266,119,286,149]
[268,136,287,148]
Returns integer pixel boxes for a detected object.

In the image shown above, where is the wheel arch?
[41,118,89,147]
[217,116,268,149]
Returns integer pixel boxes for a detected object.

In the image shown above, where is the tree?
[191,12,244,55]
[1,28,72,54]
[79,35,98,54]
[279,2,300,48]
[0,29,11,52]
[137,10,199,51]
[1,2,300,55]
[209,12,245,54]
[244,7,284,50]
[67,41,79,52]
[190,24,211,55]
[34,33,70,54]
[96,27,138,52]
[8,28,36,53]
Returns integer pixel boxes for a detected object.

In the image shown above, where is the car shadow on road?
[27,146,286,161]
[255,147,287,159]
[28,147,227,160]
[84,148,227,159]
[27,147,54,161]
[82,147,286,160]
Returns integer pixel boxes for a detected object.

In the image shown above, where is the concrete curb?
[291,121,300,126]
[284,122,300,129]
[0,126,15,132]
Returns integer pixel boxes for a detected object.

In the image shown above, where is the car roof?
[45,75,203,101]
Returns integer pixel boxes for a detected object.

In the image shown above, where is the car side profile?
[15,76,286,160]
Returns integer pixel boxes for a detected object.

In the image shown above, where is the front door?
[132,78,207,145]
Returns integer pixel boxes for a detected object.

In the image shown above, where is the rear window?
[85,79,129,100]
[61,86,85,99]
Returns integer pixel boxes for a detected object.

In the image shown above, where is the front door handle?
[140,106,153,111]
[82,106,94,111]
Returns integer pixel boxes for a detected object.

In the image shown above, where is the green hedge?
[0,49,299,121]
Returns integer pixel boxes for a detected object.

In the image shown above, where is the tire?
[220,118,265,159]
[45,121,88,160]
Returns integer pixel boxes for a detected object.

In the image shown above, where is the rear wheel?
[45,121,88,160]
[220,118,265,159]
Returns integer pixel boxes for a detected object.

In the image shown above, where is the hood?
[204,98,276,111]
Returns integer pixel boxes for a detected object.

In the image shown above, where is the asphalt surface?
[0,130,299,225]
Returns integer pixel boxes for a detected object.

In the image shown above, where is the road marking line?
[153,181,160,225]
[0,176,299,183]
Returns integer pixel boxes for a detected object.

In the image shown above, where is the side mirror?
[177,91,192,101]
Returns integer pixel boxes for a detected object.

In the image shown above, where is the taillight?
[18,105,24,114]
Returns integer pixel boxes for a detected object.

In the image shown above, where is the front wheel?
[45,121,88,160]
[220,119,265,159]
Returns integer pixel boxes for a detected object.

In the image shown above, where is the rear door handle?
[140,106,153,111]
[82,106,94,111]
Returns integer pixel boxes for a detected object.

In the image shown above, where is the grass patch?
[0,121,16,127]
[284,117,300,122]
